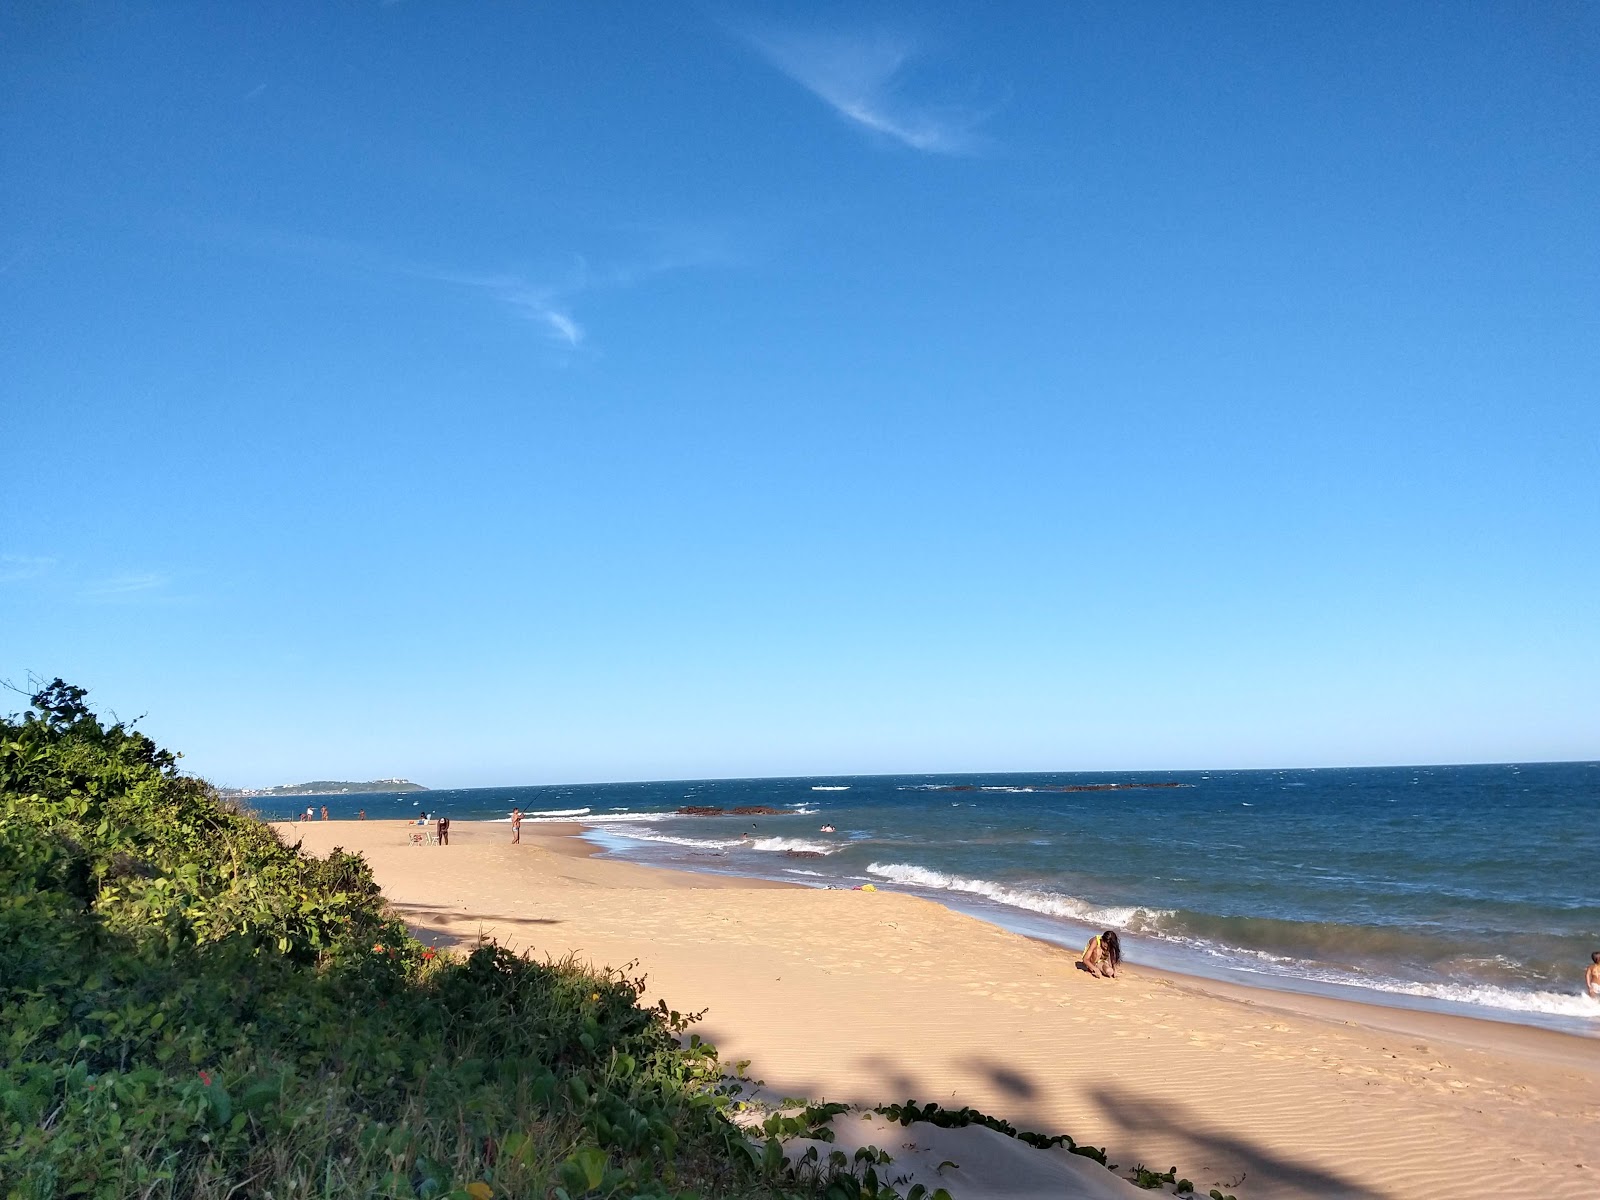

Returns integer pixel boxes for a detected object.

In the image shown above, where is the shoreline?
[564,819,1600,1059]
[278,817,1600,1199]
[569,821,1600,1041]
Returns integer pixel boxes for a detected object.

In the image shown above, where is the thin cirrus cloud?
[0,555,56,584]
[420,228,744,347]
[81,572,170,602]
[422,271,586,347]
[742,27,990,155]
[209,224,739,349]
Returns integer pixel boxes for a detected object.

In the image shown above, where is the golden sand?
[277,819,1600,1199]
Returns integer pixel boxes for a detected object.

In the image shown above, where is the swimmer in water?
[1586,951,1600,999]
[819,824,836,833]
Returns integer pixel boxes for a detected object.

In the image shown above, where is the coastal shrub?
[1130,1163,1192,1191]
[0,680,924,1199]
[871,1099,1113,1168]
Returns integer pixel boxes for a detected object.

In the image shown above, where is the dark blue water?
[275,763,1600,1035]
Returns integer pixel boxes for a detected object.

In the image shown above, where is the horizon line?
[220,757,1599,795]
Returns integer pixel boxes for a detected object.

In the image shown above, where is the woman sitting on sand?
[1081,930,1122,979]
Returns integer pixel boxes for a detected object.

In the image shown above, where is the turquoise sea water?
[281,763,1600,1035]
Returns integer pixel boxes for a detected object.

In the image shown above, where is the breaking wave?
[1352,980,1600,1020]
[863,865,1600,1022]
[599,831,840,856]
[604,830,741,850]
[865,862,1165,929]
[751,837,839,855]
[575,810,676,825]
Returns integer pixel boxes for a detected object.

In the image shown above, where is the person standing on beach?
[437,815,450,846]
[320,805,329,821]
[1587,951,1600,998]
[511,808,522,844]
[358,809,366,821]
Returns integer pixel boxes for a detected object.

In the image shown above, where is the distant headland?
[226,778,428,798]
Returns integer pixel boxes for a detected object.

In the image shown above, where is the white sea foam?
[783,868,827,877]
[1207,948,1600,1021]
[1359,980,1600,1019]
[866,862,1165,929]
[575,811,675,824]
[524,807,590,819]
[599,830,839,856]
[812,785,850,791]
[604,830,742,850]
[750,837,838,855]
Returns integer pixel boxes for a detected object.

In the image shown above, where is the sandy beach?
[278,819,1600,1199]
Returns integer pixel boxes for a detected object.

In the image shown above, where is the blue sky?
[3,3,1597,787]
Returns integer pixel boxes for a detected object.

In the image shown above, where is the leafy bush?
[0,682,782,1198]
[872,1099,1112,1167]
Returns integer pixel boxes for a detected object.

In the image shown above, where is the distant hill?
[230,779,428,798]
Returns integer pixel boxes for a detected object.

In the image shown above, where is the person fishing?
[1081,930,1123,979]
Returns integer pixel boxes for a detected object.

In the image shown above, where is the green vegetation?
[872,1100,1112,1166]
[0,681,947,1200]
[1128,1165,1192,1192]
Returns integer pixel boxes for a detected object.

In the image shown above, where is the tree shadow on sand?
[680,1032,1390,1200]
[395,900,564,925]
[1085,1083,1388,1199]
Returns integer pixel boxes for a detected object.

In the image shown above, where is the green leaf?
[239,1075,281,1113]
[762,1136,784,1176]
[558,1145,607,1194]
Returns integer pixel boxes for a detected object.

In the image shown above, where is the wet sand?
[277,818,1600,1199]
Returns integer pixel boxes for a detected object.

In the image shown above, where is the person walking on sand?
[1081,930,1122,979]
[1587,951,1600,998]
[511,808,522,844]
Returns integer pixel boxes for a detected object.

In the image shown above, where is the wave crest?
[865,862,1166,929]
[752,837,838,855]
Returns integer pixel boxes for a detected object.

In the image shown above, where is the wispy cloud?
[209,223,740,349]
[743,28,989,155]
[422,271,586,346]
[82,572,170,602]
[407,226,744,347]
[0,555,55,584]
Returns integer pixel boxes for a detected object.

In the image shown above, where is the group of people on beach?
[403,811,449,845]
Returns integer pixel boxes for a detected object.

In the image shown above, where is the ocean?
[274,763,1600,1036]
